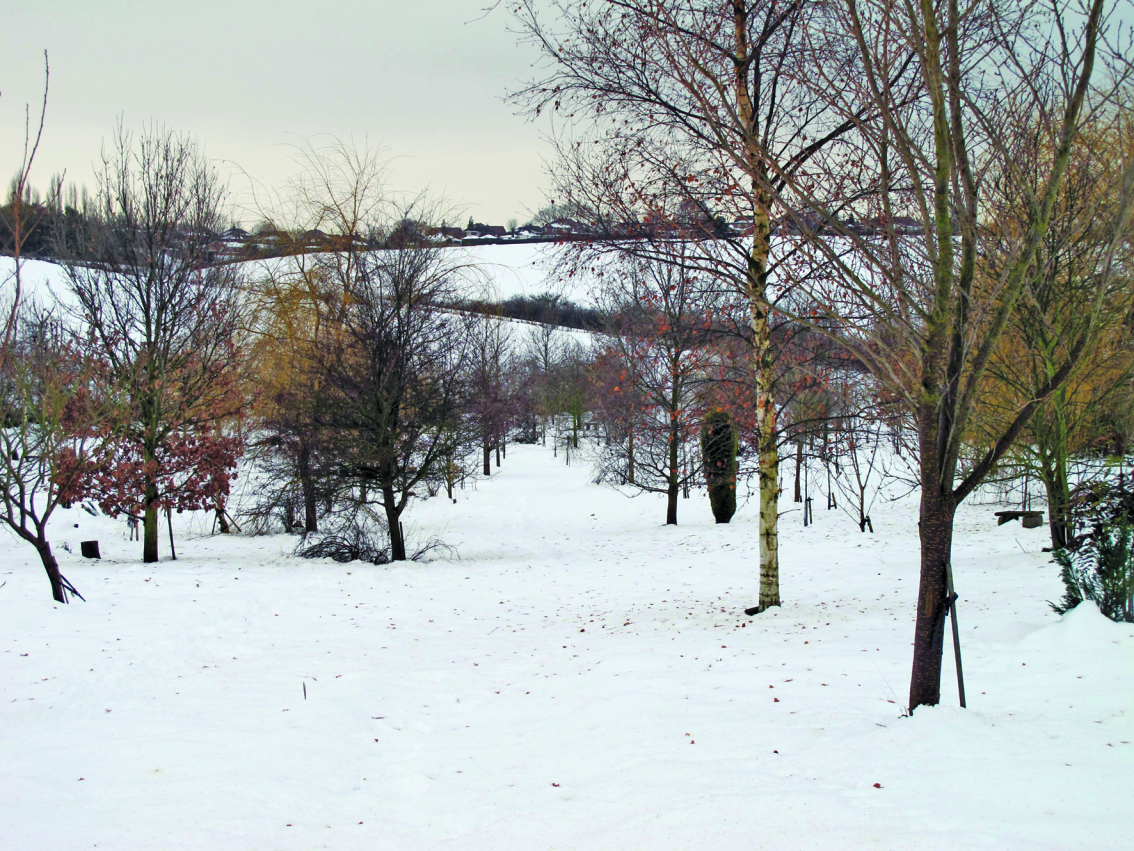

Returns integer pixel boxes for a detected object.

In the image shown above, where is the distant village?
[196,211,922,265]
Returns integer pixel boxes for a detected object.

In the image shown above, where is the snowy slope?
[1,242,585,310]
[1,444,1132,850]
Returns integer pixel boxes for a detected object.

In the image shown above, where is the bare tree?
[981,102,1134,549]
[464,306,514,476]
[251,139,478,561]
[61,123,246,563]
[313,242,472,561]
[509,0,870,612]
[1,51,54,370]
[765,0,1134,710]
[0,309,113,601]
[589,251,721,523]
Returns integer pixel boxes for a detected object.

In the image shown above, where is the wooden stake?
[945,561,966,708]
[166,507,177,561]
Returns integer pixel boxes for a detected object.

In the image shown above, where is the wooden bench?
[994,510,1044,528]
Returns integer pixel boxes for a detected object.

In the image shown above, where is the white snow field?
[1,443,1132,850]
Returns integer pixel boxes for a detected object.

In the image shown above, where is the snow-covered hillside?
[1,443,1131,849]
[1,241,587,311]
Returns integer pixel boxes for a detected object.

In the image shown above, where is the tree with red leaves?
[60,124,246,562]
[590,252,721,524]
[0,308,117,602]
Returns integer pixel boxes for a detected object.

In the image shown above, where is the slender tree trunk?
[216,495,230,534]
[758,431,781,609]
[666,421,679,525]
[733,4,781,612]
[627,427,635,485]
[299,442,318,533]
[1038,400,1072,549]
[495,439,501,467]
[36,540,66,603]
[167,508,177,561]
[794,440,803,503]
[482,439,491,476]
[1042,459,1072,550]
[383,486,406,561]
[143,480,159,563]
[754,319,781,610]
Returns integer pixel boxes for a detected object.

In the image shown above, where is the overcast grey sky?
[0,1,550,225]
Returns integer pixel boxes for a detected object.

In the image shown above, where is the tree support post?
[945,561,966,708]
[166,507,177,561]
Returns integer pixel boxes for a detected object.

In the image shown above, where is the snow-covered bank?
[1,444,1131,849]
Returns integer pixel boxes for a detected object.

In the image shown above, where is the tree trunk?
[666,422,679,525]
[909,399,956,712]
[36,540,66,603]
[627,428,635,485]
[215,499,231,534]
[1042,462,1072,550]
[758,436,781,609]
[142,482,159,563]
[1036,400,1072,549]
[299,442,318,533]
[910,483,954,712]
[735,9,780,612]
[482,440,491,476]
[383,487,407,561]
[495,439,501,467]
[756,350,781,610]
[794,440,803,502]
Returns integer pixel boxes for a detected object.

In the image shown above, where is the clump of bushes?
[296,513,391,564]
[294,508,454,565]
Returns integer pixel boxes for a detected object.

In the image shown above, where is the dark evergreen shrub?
[1065,473,1134,551]
[1050,519,1134,622]
[701,409,738,524]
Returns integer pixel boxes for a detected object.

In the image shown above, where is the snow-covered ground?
[2,242,584,311]
[1,443,1131,850]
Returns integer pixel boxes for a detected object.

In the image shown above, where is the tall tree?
[61,123,246,563]
[509,0,866,611]
[766,0,1134,710]
[313,243,472,560]
[983,108,1134,549]
[258,140,477,561]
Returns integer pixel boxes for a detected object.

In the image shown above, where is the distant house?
[545,218,592,236]
[428,226,466,241]
[462,225,508,241]
[856,216,924,236]
[299,229,333,248]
